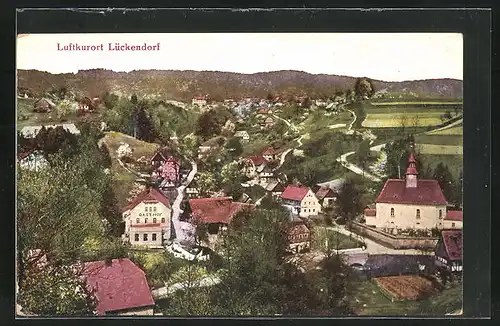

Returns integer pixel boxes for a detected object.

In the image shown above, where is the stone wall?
[350,222,438,250]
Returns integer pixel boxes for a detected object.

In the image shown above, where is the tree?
[135,104,155,142]
[354,77,375,100]
[195,109,226,140]
[433,163,454,203]
[130,94,138,104]
[336,178,363,225]
[411,113,421,128]
[399,114,408,135]
[18,264,97,316]
[356,139,371,170]
[225,137,243,157]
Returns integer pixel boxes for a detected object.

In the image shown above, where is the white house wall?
[373,203,447,229]
[299,190,322,217]
[123,201,171,247]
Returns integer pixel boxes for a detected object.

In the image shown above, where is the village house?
[442,210,463,229]
[192,95,209,106]
[150,148,182,188]
[20,123,81,138]
[234,130,250,143]
[33,98,56,113]
[262,147,280,161]
[82,258,155,316]
[122,188,172,248]
[266,181,286,200]
[17,150,49,172]
[188,197,255,240]
[434,229,462,273]
[281,185,322,218]
[257,164,277,186]
[287,217,311,254]
[241,155,268,178]
[364,153,449,232]
[315,186,338,208]
[77,97,96,113]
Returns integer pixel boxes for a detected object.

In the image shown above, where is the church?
[364,153,460,231]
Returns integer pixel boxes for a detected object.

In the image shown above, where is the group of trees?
[17,121,124,316]
[161,206,355,316]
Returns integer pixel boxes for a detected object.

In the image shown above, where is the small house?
[33,98,56,113]
[434,229,462,272]
[192,96,208,106]
[261,116,275,129]
[442,210,463,229]
[262,147,280,161]
[234,130,250,143]
[82,258,155,316]
[265,181,285,199]
[78,97,96,113]
[17,150,49,172]
[315,187,338,208]
[257,164,277,186]
[242,155,268,178]
[281,185,322,218]
[287,218,311,254]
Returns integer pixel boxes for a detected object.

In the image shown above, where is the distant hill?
[17,69,463,102]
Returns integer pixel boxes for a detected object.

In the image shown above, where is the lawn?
[311,228,364,251]
[362,112,446,128]
[415,144,463,155]
[415,134,463,146]
[301,109,352,135]
[350,279,462,316]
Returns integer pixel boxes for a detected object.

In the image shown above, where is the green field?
[426,125,463,136]
[362,112,445,128]
[370,101,462,106]
[350,280,462,316]
[416,144,463,155]
[415,134,463,146]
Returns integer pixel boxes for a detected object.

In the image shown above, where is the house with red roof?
[188,197,255,235]
[82,258,155,316]
[364,153,449,231]
[192,95,209,106]
[434,229,462,272]
[122,187,172,248]
[315,186,338,208]
[241,155,268,178]
[150,148,184,188]
[266,181,286,199]
[442,210,463,229]
[281,185,322,218]
[262,147,280,161]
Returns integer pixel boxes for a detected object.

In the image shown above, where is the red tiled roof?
[364,208,376,217]
[315,187,336,200]
[189,197,254,224]
[246,155,268,166]
[193,96,208,100]
[444,211,463,222]
[82,258,154,315]
[122,188,170,212]
[281,185,310,201]
[256,108,268,114]
[441,230,462,261]
[376,179,448,205]
[17,149,34,161]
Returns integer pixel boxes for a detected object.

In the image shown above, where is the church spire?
[405,152,418,188]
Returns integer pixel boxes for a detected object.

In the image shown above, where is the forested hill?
[17,69,463,102]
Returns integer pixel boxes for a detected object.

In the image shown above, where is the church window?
[416,209,421,219]
[390,208,395,217]
[439,209,443,218]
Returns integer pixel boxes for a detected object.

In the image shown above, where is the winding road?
[171,160,198,243]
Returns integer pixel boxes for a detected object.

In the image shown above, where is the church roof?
[376,179,447,205]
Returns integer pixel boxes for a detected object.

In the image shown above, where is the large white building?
[281,185,322,218]
[122,188,172,248]
[364,153,462,232]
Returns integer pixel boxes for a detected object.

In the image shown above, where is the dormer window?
[390,208,395,217]
[136,218,140,223]
[416,209,421,219]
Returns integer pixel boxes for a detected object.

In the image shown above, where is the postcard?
[16,32,463,317]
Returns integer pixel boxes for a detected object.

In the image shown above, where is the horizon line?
[16,68,464,83]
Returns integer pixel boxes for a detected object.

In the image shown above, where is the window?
[145,218,148,223]
[313,209,315,213]
[416,222,420,225]
[161,218,165,223]
[452,223,456,228]
[439,209,443,219]
[152,233,157,241]
[144,206,148,212]
[390,208,395,217]
[134,234,139,242]
[153,218,157,223]
[153,206,157,212]
[416,209,421,219]
[143,234,148,241]
[136,218,140,223]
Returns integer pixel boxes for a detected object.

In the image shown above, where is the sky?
[16,33,463,82]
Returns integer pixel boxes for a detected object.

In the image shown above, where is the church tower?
[405,152,419,188]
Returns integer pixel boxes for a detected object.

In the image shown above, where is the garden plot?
[375,275,439,301]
